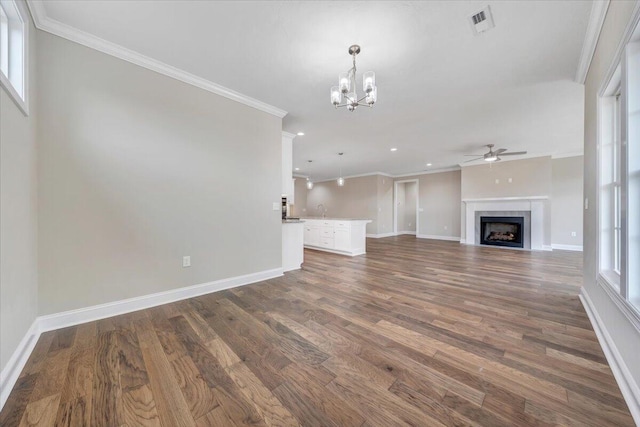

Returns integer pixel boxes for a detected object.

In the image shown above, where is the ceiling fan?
[464,144,527,163]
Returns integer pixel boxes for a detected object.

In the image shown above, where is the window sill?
[0,72,28,116]
[597,275,640,334]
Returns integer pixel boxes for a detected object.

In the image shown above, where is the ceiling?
[37,1,592,181]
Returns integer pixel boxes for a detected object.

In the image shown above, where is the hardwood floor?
[1,236,635,426]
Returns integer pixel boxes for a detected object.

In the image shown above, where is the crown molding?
[282,131,297,139]
[25,1,287,118]
[392,167,461,178]
[551,150,584,159]
[575,0,610,84]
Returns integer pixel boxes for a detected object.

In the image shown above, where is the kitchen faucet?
[317,204,327,218]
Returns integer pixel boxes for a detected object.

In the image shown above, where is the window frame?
[0,0,29,116]
[596,18,640,329]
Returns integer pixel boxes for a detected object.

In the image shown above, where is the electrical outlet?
[182,256,191,268]
[495,179,500,184]
[571,231,577,237]
[508,178,512,183]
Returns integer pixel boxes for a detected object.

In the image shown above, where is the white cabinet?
[282,132,295,200]
[302,219,371,256]
[304,224,320,247]
[334,227,351,251]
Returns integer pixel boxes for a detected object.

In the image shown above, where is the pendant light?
[337,153,345,186]
[306,160,314,189]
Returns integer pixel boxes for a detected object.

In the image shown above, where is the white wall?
[36,32,283,315]
[583,0,640,408]
[552,156,584,247]
[0,14,38,375]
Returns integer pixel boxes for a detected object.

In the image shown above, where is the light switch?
[584,198,589,210]
[571,231,577,237]
[508,178,512,183]
[182,256,191,268]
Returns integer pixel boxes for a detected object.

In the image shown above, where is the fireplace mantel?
[462,196,549,251]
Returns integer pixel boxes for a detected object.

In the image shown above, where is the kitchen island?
[302,218,372,256]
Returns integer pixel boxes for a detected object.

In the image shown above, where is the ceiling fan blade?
[494,148,507,155]
[464,154,484,157]
[463,157,483,163]
[499,151,527,156]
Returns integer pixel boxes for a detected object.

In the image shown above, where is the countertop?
[301,217,372,221]
[282,219,305,224]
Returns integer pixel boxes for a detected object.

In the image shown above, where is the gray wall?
[291,177,308,217]
[396,170,462,239]
[395,182,417,233]
[552,156,584,247]
[376,175,394,235]
[583,0,640,391]
[0,15,38,374]
[37,32,282,315]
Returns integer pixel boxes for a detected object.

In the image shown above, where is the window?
[598,20,640,316]
[0,0,28,114]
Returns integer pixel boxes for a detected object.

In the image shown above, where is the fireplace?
[480,216,524,248]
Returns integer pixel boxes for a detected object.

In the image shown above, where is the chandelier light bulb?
[306,179,314,190]
[330,86,341,106]
[365,86,377,105]
[363,71,375,93]
[338,73,351,93]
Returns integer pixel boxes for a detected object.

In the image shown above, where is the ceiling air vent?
[469,6,494,35]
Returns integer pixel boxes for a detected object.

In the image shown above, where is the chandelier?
[330,45,377,111]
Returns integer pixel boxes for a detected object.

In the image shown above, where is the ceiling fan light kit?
[464,144,527,164]
[331,45,377,111]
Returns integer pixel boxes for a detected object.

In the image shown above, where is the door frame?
[393,179,419,236]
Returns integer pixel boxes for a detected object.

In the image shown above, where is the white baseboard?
[542,245,553,251]
[366,232,396,238]
[0,267,282,412]
[38,268,283,333]
[0,319,40,410]
[398,231,417,235]
[551,244,584,252]
[417,234,461,242]
[580,287,640,425]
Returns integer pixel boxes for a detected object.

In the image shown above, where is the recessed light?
[294,167,300,171]
[390,148,398,152]
[297,132,305,136]
[426,163,432,166]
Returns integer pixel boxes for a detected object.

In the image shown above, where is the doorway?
[394,179,419,236]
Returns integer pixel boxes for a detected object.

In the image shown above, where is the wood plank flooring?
[1,236,635,426]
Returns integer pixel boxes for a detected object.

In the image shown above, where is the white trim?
[575,0,611,83]
[542,245,553,252]
[580,287,640,425]
[38,268,283,332]
[282,131,297,140]
[0,0,30,115]
[314,171,393,183]
[25,1,287,118]
[397,231,416,236]
[393,179,419,236]
[551,244,583,251]
[462,196,549,202]
[304,246,365,257]
[0,319,39,410]
[551,151,585,160]
[366,232,396,238]
[391,167,461,178]
[417,234,460,242]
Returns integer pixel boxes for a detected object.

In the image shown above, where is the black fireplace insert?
[480,216,524,248]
